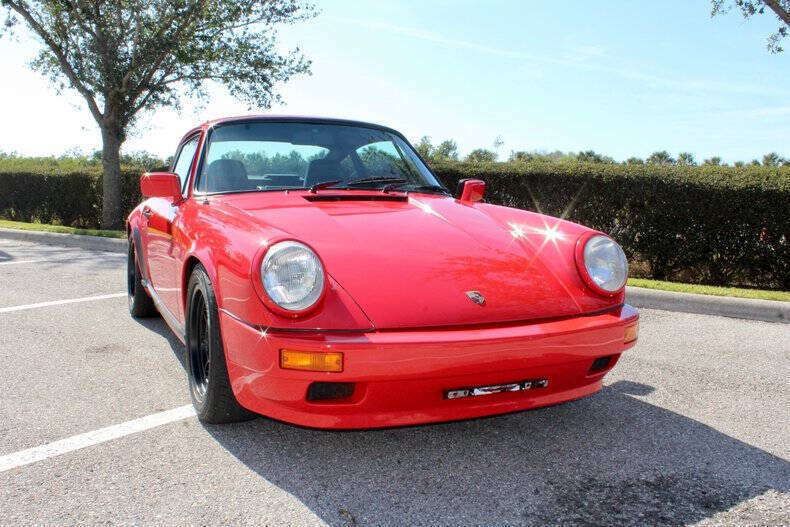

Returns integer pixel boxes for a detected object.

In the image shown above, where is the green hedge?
[0,168,143,229]
[432,162,790,290]
[1,161,788,289]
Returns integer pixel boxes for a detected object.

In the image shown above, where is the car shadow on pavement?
[132,317,187,370]
[134,318,789,525]
[201,380,789,526]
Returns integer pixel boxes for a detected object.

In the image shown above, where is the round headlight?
[261,241,325,311]
[582,235,628,294]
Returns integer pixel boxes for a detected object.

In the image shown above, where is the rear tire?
[127,238,157,318]
[185,264,256,424]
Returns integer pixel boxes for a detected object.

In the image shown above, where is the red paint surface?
[128,117,639,429]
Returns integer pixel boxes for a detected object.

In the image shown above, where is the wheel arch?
[181,249,219,316]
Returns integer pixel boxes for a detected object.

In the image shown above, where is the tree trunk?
[763,0,790,27]
[100,125,124,230]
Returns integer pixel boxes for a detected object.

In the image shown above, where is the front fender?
[178,200,373,332]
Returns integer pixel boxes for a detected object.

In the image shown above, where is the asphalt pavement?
[0,238,788,526]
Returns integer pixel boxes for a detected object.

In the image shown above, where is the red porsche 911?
[127,116,639,429]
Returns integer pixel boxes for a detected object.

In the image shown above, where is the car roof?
[202,115,401,134]
[178,115,404,145]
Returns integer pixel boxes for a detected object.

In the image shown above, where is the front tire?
[185,264,256,424]
[127,238,157,318]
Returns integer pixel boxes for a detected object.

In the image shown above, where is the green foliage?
[0,1,315,127]
[465,149,497,163]
[221,149,317,176]
[434,140,459,162]
[628,277,790,301]
[677,152,697,165]
[0,151,167,173]
[0,219,125,238]
[646,151,675,165]
[0,168,142,228]
[510,150,576,162]
[711,0,790,52]
[431,160,790,290]
[415,136,433,159]
[1,0,314,228]
[414,136,459,162]
[576,150,615,164]
[762,152,786,167]
[3,153,789,290]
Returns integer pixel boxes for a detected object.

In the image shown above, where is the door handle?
[142,208,152,219]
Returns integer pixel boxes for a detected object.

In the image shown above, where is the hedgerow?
[0,168,142,229]
[432,161,790,290]
[1,161,788,289]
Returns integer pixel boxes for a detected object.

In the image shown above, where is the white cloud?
[336,17,780,97]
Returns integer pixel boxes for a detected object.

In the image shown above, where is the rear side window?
[172,135,200,195]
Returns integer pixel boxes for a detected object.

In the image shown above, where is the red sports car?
[127,116,639,428]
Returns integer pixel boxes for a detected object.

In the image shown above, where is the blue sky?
[0,1,787,162]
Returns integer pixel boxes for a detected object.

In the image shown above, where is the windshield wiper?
[309,180,343,193]
[309,176,407,193]
[381,182,451,195]
[343,176,406,188]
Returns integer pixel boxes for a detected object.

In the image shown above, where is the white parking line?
[0,293,126,314]
[0,405,196,473]
[0,256,118,266]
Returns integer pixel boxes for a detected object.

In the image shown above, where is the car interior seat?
[205,159,249,192]
[304,158,347,188]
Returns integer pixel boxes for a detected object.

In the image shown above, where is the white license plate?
[444,379,548,399]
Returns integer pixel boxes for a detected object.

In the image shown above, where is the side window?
[172,136,200,195]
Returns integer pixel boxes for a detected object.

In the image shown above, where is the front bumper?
[220,305,639,429]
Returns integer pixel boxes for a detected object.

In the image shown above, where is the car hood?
[215,193,620,329]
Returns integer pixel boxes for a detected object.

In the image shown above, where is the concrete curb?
[626,286,789,324]
[0,228,126,253]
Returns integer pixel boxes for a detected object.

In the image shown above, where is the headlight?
[579,234,628,294]
[261,241,325,311]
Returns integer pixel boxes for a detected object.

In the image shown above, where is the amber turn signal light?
[280,350,343,372]
[624,321,639,344]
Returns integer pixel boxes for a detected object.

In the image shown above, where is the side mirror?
[140,172,182,203]
[455,179,485,203]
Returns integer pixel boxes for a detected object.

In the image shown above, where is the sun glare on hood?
[508,221,565,245]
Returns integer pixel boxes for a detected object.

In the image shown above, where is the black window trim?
[171,132,202,197]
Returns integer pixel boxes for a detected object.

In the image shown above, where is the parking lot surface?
[1,238,788,526]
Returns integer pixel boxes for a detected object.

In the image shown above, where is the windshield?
[196,122,443,194]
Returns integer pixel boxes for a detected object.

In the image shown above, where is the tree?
[762,152,785,166]
[1,0,314,229]
[492,135,504,158]
[711,1,790,52]
[509,151,535,162]
[433,139,459,162]
[465,148,497,163]
[576,150,614,163]
[646,151,675,165]
[625,157,644,165]
[677,152,697,165]
[415,136,434,160]
[703,156,723,166]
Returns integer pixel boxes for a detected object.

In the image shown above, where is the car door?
[145,134,200,320]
